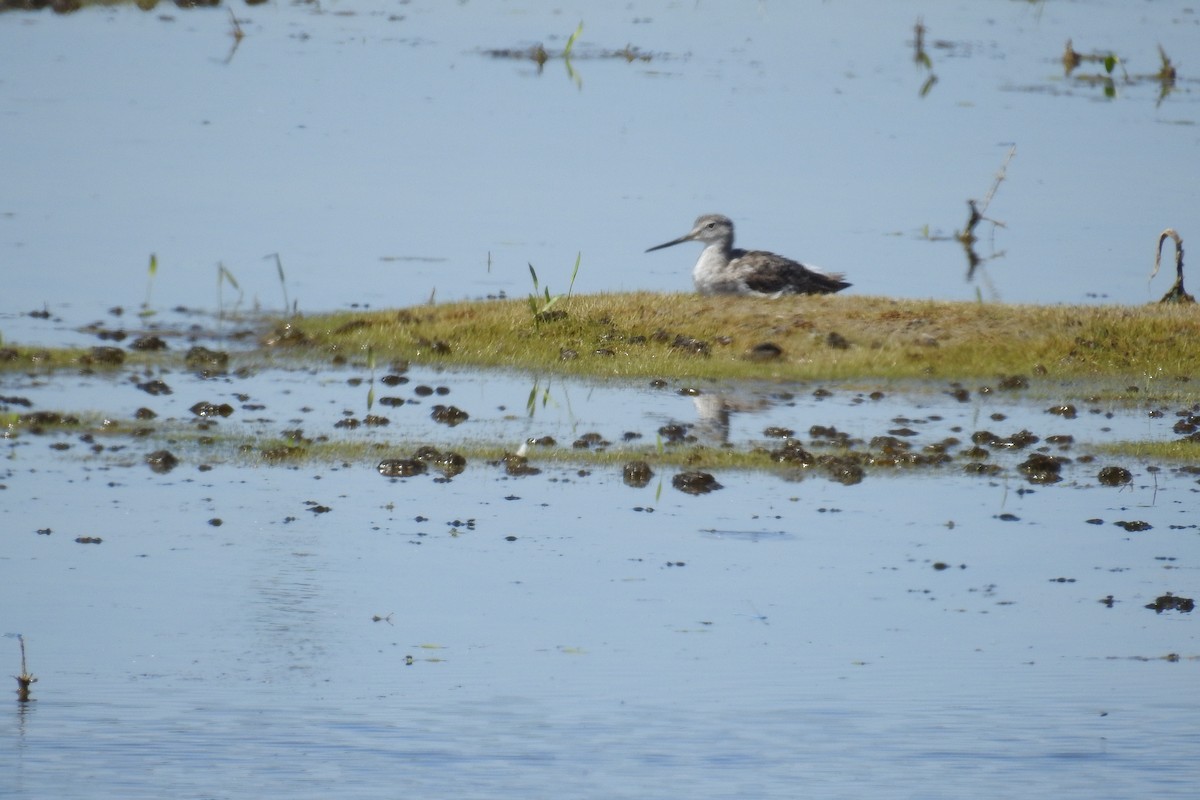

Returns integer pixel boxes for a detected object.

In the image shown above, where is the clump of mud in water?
[498,452,540,476]
[672,471,721,494]
[1018,452,1067,484]
[185,346,229,375]
[379,446,467,479]
[1145,593,1194,613]
[145,449,180,474]
[1097,465,1133,486]
[431,405,469,426]
[623,460,653,487]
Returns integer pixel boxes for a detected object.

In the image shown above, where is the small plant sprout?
[1155,45,1177,106]
[366,346,377,411]
[913,18,937,97]
[562,21,582,60]
[527,252,582,323]
[139,253,158,318]
[266,253,294,317]
[9,633,36,702]
[217,262,243,322]
[564,21,584,89]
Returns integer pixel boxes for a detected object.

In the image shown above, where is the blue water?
[3,356,1199,798]
[2,0,1199,348]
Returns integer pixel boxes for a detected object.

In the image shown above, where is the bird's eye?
[705,222,715,229]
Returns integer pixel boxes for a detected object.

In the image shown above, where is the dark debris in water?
[622,460,653,487]
[430,404,469,426]
[130,335,168,351]
[137,379,173,396]
[260,322,313,348]
[1097,465,1133,486]
[16,411,81,430]
[378,458,427,478]
[672,471,722,495]
[1145,593,1194,614]
[1114,520,1152,532]
[1018,452,1067,484]
[379,446,467,479]
[81,346,125,366]
[145,449,180,474]
[500,452,541,477]
[185,346,229,375]
[190,401,234,418]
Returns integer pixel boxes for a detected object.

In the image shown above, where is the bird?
[645,213,850,297]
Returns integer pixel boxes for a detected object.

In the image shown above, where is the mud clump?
[1018,452,1066,484]
[501,452,541,476]
[130,335,168,351]
[1114,520,1152,532]
[185,346,229,375]
[825,332,850,350]
[672,471,722,494]
[573,432,610,449]
[260,322,313,348]
[1097,466,1133,486]
[770,439,815,466]
[17,411,81,430]
[247,443,297,462]
[137,379,173,396]
[670,335,710,356]
[658,423,694,444]
[431,405,469,426]
[623,460,654,487]
[145,449,180,474]
[820,455,865,486]
[974,429,1039,449]
[378,458,427,478]
[190,401,234,418]
[746,342,783,361]
[997,374,1030,391]
[1145,593,1194,614]
[82,346,125,366]
[408,445,468,478]
[1047,404,1077,419]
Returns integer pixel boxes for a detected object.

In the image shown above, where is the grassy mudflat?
[275,293,1200,386]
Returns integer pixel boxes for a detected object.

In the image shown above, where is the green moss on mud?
[270,293,1200,386]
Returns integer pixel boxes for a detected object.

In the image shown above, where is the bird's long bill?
[644,232,694,253]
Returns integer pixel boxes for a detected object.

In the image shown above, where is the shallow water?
[3,341,1200,798]
[2,1,1200,798]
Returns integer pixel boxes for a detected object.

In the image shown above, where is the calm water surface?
[2,1,1199,797]
[2,0,1200,345]
[3,354,1199,798]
